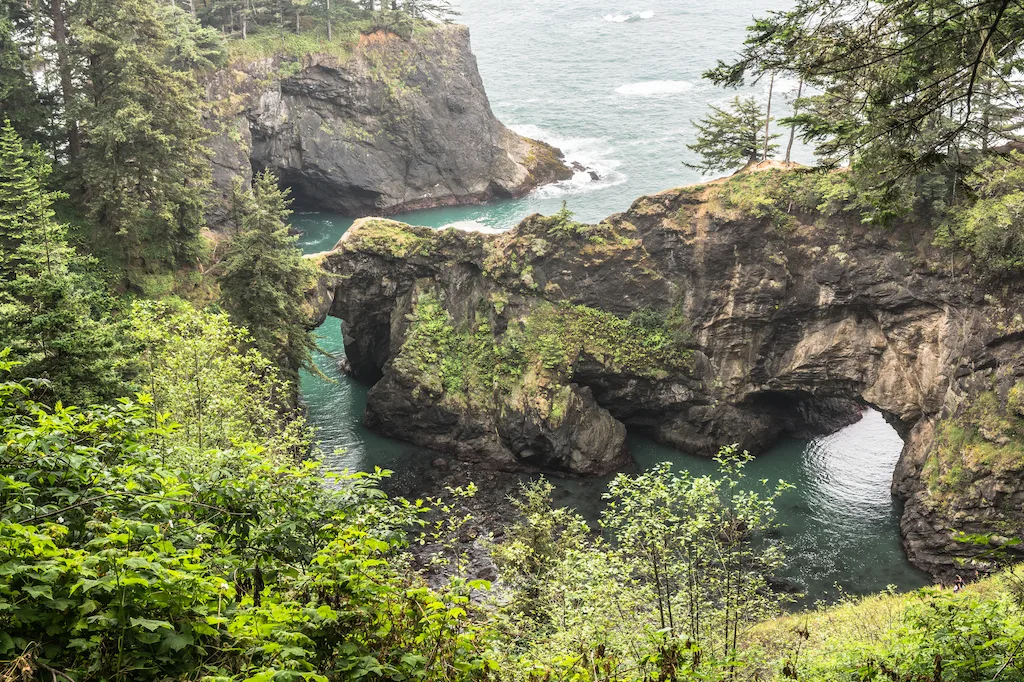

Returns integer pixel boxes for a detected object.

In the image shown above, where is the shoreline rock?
[310,172,1024,579]
[203,25,571,224]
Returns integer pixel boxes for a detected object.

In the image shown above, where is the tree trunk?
[50,0,79,160]
[325,0,331,40]
[762,72,775,162]
[785,78,803,163]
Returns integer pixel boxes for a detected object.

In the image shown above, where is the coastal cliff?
[204,25,571,223]
[309,169,1024,580]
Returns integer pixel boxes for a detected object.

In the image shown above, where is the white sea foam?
[444,220,503,234]
[615,80,694,97]
[603,10,654,22]
[511,124,627,198]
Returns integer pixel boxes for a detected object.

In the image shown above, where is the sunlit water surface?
[295,0,931,603]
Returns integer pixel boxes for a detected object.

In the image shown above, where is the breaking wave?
[511,124,627,197]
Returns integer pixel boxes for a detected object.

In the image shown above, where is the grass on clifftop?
[227,25,366,62]
[744,568,1024,681]
[341,218,436,259]
[698,167,861,229]
[226,17,441,64]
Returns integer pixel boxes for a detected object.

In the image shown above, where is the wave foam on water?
[443,220,504,234]
[512,124,627,198]
[615,80,694,97]
[603,10,654,22]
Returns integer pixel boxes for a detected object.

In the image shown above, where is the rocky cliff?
[309,169,1024,580]
[204,25,570,223]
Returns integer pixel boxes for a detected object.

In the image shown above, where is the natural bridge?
[306,177,1024,580]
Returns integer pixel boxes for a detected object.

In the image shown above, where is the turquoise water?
[295,0,932,602]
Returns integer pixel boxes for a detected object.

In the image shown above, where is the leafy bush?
[129,298,310,460]
[941,151,1024,274]
[489,449,791,681]
[0,355,493,681]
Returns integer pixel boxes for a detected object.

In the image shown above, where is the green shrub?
[0,355,493,681]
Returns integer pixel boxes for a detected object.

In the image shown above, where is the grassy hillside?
[744,570,1024,681]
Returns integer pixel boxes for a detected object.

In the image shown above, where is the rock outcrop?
[204,25,571,223]
[309,170,1024,580]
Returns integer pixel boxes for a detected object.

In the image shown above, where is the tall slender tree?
[219,171,316,386]
[0,120,125,403]
[0,15,47,145]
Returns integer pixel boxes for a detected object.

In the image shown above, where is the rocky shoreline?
[203,25,571,224]
[308,170,1024,581]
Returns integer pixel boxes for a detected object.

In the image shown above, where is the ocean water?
[295,0,932,602]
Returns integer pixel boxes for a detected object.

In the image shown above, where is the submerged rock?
[310,171,1024,579]
[204,25,571,223]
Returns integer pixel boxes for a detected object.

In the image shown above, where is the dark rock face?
[204,26,570,223]
[310,173,1024,580]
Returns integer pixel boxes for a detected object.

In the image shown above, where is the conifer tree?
[685,96,779,174]
[219,171,316,385]
[0,16,46,145]
[0,115,36,269]
[74,0,222,269]
[0,119,125,403]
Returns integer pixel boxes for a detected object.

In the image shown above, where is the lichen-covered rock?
[204,26,570,223]
[311,171,1024,578]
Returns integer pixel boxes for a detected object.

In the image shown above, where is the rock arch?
[308,184,1024,579]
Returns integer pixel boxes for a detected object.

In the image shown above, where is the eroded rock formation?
[204,25,571,223]
[309,170,1024,580]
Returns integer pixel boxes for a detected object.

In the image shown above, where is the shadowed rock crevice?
[308,176,1024,579]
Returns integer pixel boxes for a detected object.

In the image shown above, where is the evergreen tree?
[0,120,125,403]
[219,171,316,385]
[0,115,37,269]
[706,0,1024,178]
[685,96,779,174]
[0,15,46,145]
[74,0,223,270]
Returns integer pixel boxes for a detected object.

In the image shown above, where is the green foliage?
[748,571,1024,681]
[392,290,694,418]
[0,120,128,404]
[686,96,779,173]
[698,0,1024,233]
[0,363,494,681]
[75,0,223,269]
[707,0,1024,176]
[924,390,1024,498]
[540,201,587,237]
[129,299,312,459]
[200,0,450,49]
[699,166,872,229]
[489,450,791,680]
[343,218,436,259]
[0,16,46,144]
[219,171,317,381]
[941,151,1024,273]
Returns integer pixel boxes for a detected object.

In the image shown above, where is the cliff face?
[310,170,1024,579]
[204,25,570,223]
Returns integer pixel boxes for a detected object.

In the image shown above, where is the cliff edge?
[204,25,571,222]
